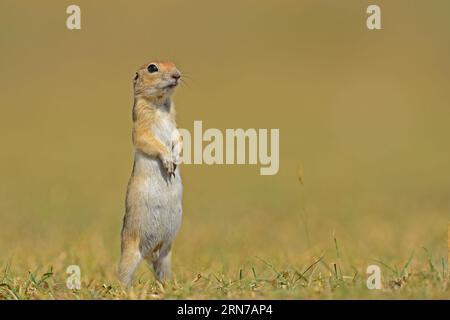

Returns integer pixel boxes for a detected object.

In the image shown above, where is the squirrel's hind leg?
[119,236,142,289]
[145,244,172,283]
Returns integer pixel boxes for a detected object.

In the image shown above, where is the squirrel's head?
[133,61,181,100]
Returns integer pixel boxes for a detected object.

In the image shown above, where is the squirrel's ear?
[133,72,139,82]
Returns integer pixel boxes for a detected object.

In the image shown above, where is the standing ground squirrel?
[119,61,183,288]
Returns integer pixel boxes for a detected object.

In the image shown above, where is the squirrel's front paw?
[172,146,182,167]
[161,154,176,178]
[171,131,183,167]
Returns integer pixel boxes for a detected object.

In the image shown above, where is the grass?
[0,234,448,299]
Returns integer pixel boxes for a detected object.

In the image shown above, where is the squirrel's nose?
[172,73,181,80]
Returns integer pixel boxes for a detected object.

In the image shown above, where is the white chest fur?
[152,108,177,148]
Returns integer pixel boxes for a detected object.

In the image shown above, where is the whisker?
[179,69,193,78]
[180,78,190,88]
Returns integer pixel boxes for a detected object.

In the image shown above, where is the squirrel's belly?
[129,153,183,249]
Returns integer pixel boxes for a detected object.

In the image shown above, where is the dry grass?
[1,236,448,299]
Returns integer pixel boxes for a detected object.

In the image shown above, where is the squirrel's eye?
[147,64,158,73]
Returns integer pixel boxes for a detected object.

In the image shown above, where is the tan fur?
[132,99,170,160]
[119,60,183,289]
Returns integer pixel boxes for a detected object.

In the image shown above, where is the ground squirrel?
[119,61,183,288]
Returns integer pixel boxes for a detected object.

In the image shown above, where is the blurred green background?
[0,0,449,293]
